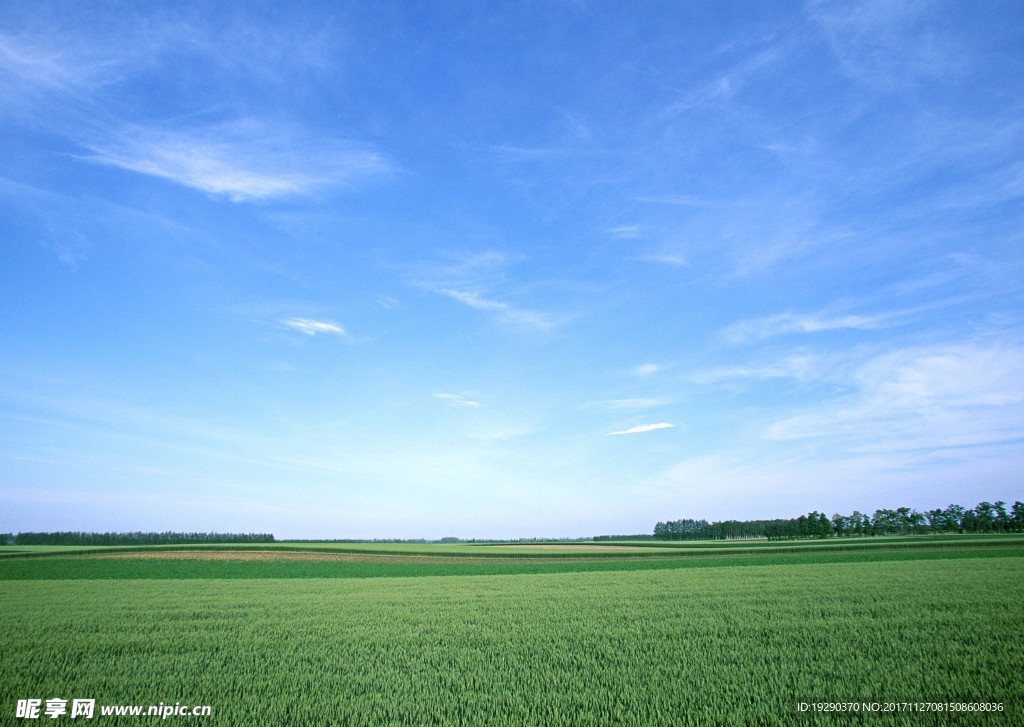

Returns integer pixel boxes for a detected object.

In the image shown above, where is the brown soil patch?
[95,551,433,563]
[88,549,653,564]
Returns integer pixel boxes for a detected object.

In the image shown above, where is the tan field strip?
[88,550,648,564]
[93,551,477,564]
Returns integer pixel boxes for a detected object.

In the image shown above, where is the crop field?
[1,538,1022,725]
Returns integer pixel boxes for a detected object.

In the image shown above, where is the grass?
[1,536,1022,725]
[1,535,1022,581]
[3,532,1022,560]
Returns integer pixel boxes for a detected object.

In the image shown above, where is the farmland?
[1,538,1022,725]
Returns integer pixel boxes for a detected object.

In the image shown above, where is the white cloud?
[438,288,557,331]
[634,363,663,377]
[634,340,1024,521]
[856,344,1024,408]
[81,121,390,202]
[605,398,671,410]
[439,289,506,313]
[611,422,676,436]
[605,225,642,239]
[424,250,513,283]
[433,392,482,408]
[809,0,965,88]
[641,254,688,267]
[764,343,1024,453]
[635,194,707,207]
[723,310,892,344]
[690,355,824,385]
[0,5,342,100]
[279,317,346,336]
[489,144,594,160]
[657,43,786,123]
[0,17,390,204]
[0,33,106,96]
[411,251,560,332]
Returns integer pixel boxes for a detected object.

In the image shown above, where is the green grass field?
[1,537,1022,725]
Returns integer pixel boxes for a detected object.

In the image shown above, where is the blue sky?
[1,1,1022,539]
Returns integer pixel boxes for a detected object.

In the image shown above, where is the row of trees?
[653,517,799,540]
[655,501,1024,541]
[6,531,275,546]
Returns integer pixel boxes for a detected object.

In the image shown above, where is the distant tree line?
[285,538,430,543]
[9,531,275,546]
[653,518,791,540]
[655,501,1024,541]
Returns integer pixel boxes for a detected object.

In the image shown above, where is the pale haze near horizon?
[1,1,1022,539]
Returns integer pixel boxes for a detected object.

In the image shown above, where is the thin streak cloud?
[438,289,557,331]
[279,317,346,336]
[611,423,676,436]
[81,122,391,202]
[434,392,482,408]
[605,398,670,410]
[634,364,663,377]
[606,225,642,239]
[723,310,893,344]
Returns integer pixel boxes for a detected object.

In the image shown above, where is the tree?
[1012,502,1024,533]
[974,502,996,533]
[653,519,712,540]
[872,509,899,536]
[907,509,926,533]
[654,498,1016,542]
[895,507,913,534]
[944,504,966,533]
[994,501,1009,533]
[815,512,832,538]
[925,508,946,532]
[12,531,275,546]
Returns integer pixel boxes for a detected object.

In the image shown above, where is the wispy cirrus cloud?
[433,392,482,408]
[635,194,708,207]
[632,341,1024,520]
[611,422,676,436]
[605,398,670,410]
[1,5,341,103]
[690,354,823,385]
[764,342,1024,453]
[438,289,507,314]
[634,363,664,377]
[0,33,111,97]
[1,11,389,203]
[640,253,688,267]
[279,317,346,337]
[437,289,557,331]
[411,250,561,332]
[375,296,401,311]
[488,144,603,160]
[809,0,966,88]
[80,121,391,202]
[722,309,894,344]
[605,225,642,239]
